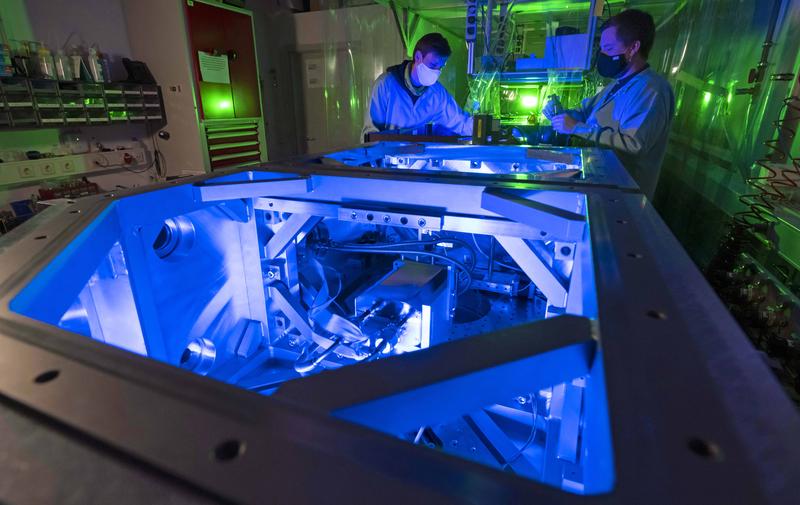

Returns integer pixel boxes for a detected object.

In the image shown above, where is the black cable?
[143,119,167,178]
[354,236,477,270]
[502,393,538,471]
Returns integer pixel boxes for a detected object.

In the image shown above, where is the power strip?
[0,148,149,187]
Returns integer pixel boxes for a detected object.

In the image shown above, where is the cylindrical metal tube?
[467,41,475,75]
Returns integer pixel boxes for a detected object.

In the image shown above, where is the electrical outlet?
[40,161,56,176]
[18,165,35,178]
[61,160,75,173]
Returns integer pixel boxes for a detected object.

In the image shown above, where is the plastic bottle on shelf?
[87,46,104,83]
[53,49,74,81]
[11,40,32,77]
[54,50,73,81]
[69,46,88,81]
[37,42,55,79]
[99,50,111,82]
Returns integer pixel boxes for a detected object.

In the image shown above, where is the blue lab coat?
[568,67,675,199]
[362,61,473,139]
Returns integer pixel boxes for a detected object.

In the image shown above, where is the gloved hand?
[551,113,579,134]
[542,96,563,120]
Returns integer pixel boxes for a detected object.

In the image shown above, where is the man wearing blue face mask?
[362,33,473,140]
[545,9,674,199]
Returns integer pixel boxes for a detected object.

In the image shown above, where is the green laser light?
[520,94,539,109]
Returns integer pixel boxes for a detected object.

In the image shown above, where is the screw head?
[350,211,357,220]
[383,215,391,223]
[418,218,427,228]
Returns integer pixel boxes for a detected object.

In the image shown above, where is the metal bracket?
[195,176,312,203]
[338,206,442,232]
[481,188,585,242]
[465,410,538,476]
[264,214,323,260]
[267,282,313,341]
[496,236,568,308]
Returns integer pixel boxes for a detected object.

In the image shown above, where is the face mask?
[415,62,441,86]
[596,51,629,78]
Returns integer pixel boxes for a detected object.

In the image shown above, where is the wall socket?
[0,148,149,187]
[40,161,56,176]
[17,166,35,178]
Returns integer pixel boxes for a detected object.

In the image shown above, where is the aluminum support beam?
[496,236,568,308]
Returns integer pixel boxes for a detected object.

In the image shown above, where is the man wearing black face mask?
[545,9,674,199]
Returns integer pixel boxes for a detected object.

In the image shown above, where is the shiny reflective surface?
[325,142,583,176]
[8,154,613,494]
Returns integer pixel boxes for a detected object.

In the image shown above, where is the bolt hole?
[34,370,60,384]
[268,202,274,207]
[366,213,374,221]
[213,439,245,462]
[34,235,47,240]
[627,252,643,259]
[400,216,409,225]
[69,210,80,214]
[688,438,723,461]
[560,246,572,256]
[67,200,75,204]
[616,219,628,224]
[539,230,547,237]
[646,310,667,320]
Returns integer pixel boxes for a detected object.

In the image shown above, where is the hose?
[502,393,539,471]
[293,336,343,374]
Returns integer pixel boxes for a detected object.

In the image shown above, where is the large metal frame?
[292,142,640,191]
[0,143,799,504]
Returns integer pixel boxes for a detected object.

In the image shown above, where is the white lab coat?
[362,62,473,140]
[568,67,675,199]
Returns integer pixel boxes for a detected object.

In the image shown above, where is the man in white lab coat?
[547,9,675,199]
[362,33,473,140]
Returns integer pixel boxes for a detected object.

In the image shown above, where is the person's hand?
[542,98,560,120]
[551,113,579,134]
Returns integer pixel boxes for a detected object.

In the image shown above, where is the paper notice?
[198,51,230,84]
[305,58,323,88]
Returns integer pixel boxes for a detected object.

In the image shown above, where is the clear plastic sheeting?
[651,0,800,263]
[465,1,603,125]
[289,2,469,153]
[291,4,403,152]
